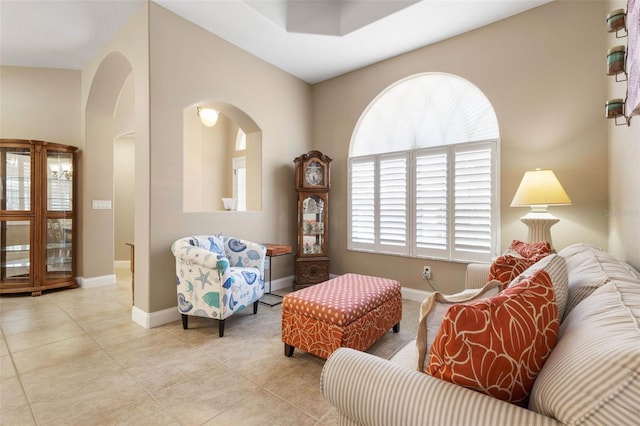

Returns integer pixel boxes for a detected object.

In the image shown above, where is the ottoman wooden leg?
[284,343,295,357]
[393,322,400,333]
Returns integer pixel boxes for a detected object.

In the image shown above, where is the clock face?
[305,161,324,186]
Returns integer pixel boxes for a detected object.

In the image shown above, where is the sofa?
[320,244,640,425]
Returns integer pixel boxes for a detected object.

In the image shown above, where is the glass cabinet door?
[1,147,32,211]
[301,195,325,255]
[47,151,73,211]
[1,220,31,282]
[46,151,73,279]
[45,218,72,279]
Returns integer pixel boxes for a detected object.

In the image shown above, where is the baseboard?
[77,274,116,289]
[132,305,180,329]
[400,286,431,302]
[269,273,430,302]
[128,275,429,329]
[268,275,295,292]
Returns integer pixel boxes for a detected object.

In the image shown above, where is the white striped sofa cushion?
[528,279,640,424]
[321,347,559,426]
[558,244,640,319]
[508,254,568,320]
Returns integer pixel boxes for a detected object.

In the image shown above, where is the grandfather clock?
[293,151,332,289]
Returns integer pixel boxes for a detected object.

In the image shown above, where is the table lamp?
[510,169,571,247]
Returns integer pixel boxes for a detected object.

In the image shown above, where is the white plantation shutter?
[350,158,376,246]
[415,149,448,258]
[453,144,496,261]
[348,73,499,262]
[379,154,407,252]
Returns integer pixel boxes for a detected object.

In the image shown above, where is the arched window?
[348,73,500,262]
[235,129,246,151]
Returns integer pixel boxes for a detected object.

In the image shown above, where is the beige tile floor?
[1,269,420,425]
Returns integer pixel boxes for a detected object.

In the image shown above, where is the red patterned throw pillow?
[426,269,559,406]
[489,240,552,286]
[489,253,535,285]
[509,239,552,261]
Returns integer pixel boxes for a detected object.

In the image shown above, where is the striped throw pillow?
[508,254,568,321]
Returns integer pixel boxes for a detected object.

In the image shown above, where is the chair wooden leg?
[393,322,400,333]
[181,314,188,330]
[219,319,225,337]
[253,300,259,314]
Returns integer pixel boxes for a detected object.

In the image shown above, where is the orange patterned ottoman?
[281,273,402,359]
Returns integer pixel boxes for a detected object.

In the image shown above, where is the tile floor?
[1,269,420,425]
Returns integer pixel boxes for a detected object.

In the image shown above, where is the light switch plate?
[92,200,112,210]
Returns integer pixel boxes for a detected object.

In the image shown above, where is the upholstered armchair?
[171,235,266,337]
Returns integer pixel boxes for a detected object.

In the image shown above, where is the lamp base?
[520,211,559,247]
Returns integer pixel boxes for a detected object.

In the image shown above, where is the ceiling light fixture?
[197,107,219,127]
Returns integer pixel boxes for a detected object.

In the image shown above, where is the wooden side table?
[260,244,292,306]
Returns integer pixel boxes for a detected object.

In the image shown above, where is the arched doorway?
[84,52,136,302]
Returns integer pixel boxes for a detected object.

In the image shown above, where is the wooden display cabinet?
[293,151,332,289]
[1,139,78,296]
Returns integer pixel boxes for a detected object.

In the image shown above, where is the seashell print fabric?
[426,269,559,406]
[172,235,265,321]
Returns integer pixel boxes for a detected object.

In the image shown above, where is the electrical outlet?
[422,265,431,280]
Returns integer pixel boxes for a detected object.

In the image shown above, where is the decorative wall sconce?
[197,107,219,127]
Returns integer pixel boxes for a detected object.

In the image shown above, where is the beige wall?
[0,66,81,145]
[182,107,230,212]
[81,3,150,308]
[147,3,311,312]
[312,0,609,293]
[608,0,640,270]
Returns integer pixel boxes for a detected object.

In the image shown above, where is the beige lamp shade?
[511,169,571,211]
[511,169,571,247]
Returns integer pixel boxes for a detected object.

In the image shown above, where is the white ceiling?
[0,0,552,84]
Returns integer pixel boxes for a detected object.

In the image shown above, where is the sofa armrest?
[465,263,491,289]
[321,348,559,426]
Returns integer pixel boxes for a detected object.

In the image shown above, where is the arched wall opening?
[183,101,262,212]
